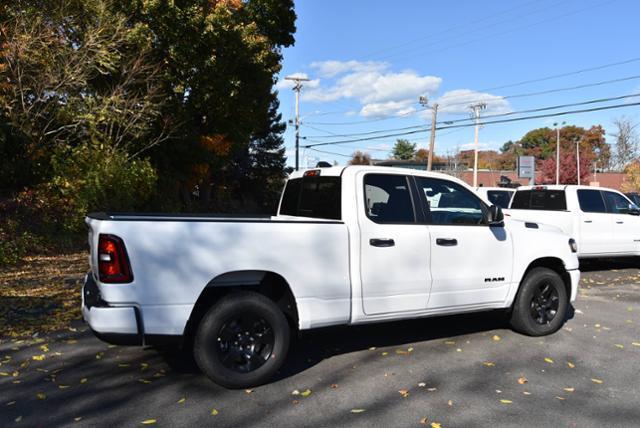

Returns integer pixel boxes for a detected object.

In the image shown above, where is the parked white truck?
[83,166,579,388]
[508,185,640,258]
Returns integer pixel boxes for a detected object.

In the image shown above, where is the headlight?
[569,238,578,253]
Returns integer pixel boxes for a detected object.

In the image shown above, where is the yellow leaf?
[447,399,453,406]
[211,408,219,416]
[177,398,186,404]
[555,396,565,400]
[381,352,388,356]
[300,389,312,397]
[32,355,45,361]
[118,363,130,368]
[141,419,157,425]
[500,399,513,404]
[80,378,88,384]
[431,423,442,428]
[398,389,409,398]
[0,372,8,376]
[350,409,366,413]
[632,342,640,347]
[563,387,575,392]
[482,362,495,367]
[517,376,528,385]
[58,385,70,389]
[614,344,624,349]
[36,393,46,400]
[544,357,554,364]
[139,379,152,384]
[444,340,456,345]
[591,378,603,384]
[492,335,501,341]
[567,362,575,368]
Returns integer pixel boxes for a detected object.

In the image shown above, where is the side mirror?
[629,203,640,216]
[487,205,504,226]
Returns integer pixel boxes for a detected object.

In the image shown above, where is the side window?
[487,190,513,208]
[416,177,487,225]
[603,191,630,214]
[364,174,415,223]
[577,189,606,213]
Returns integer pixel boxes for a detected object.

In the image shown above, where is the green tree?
[392,139,417,160]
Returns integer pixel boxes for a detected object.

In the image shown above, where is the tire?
[193,291,290,389]
[510,267,568,336]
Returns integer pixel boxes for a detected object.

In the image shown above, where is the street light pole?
[554,121,565,185]
[576,138,581,186]
[470,103,486,187]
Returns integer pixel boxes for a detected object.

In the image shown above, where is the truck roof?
[287,165,471,188]
[516,184,623,193]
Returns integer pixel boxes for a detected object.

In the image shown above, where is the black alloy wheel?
[529,282,560,325]
[216,313,275,373]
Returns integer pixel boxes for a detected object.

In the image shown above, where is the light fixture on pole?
[285,75,310,171]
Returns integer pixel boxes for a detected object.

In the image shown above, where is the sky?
[275,0,640,168]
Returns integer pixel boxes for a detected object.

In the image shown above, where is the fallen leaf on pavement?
[567,362,575,368]
[300,389,312,397]
[36,393,46,400]
[418,382,426,387]
[32,355,45,361]
[431,423,442,428]
[399,389,409,398]
[141,419,156,425]
[563,387,575,392]
[492,335,501,341]
[483,362,495,367]
[500,399,512,404]
[177,398,186,404]
[350,409,366,413]
[544,357,554,364]
[591,378,603,384]
[517,376,528,385]
[80,378,87,384]
[330,384,339,389]
[211,409,219,416]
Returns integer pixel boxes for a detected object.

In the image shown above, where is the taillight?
[98,234,133,283]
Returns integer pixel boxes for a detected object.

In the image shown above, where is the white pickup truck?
[508,185,640,258]
[83,166,579,388]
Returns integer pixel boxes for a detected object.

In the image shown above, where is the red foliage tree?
[538,151,591,184]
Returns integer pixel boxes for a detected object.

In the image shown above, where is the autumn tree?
[538,152,591,185]
[391,139,416,160]
[349,151,372,165]
[611,117,639,171]
[622,161,640,192]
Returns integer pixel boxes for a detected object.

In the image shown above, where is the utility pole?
[553,121,565,185]
[285,76,310,171]
[470,102,487,187]
[419,96,438,171]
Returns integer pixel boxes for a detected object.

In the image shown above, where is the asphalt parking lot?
[1,259,640,428]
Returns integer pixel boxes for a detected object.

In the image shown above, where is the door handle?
[436,238,458,246]
[583,220,593,223]
[616,220,624,224]
[369,238,395,247]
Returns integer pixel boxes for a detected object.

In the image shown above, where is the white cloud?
[276,72,320,91]
[360,100,416,118]
[309,60,387,78]
[435,89,511,114]
[302,60,442,117]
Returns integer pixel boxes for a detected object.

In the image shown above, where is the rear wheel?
[510,267,568,336]
[194,291,290,388]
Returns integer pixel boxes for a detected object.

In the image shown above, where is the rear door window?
[510,190,567,210]
[577,189,606,213]
[364,174,415,223]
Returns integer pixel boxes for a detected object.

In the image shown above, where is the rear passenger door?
[358,173,432,315]
[577,189,614,255]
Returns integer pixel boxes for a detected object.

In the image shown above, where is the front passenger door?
[415,177,513,310]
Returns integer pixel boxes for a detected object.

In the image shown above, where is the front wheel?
[510,267,568,336]
[194,291,290,388]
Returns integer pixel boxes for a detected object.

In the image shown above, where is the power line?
[303,91,640,141]
[302,101,640,148]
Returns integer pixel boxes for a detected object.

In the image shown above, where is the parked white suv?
[83,166,579,388]
[508,184,640,258]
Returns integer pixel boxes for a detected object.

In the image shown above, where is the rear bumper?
[568,269,580,302]
[82,273,142,345]
[82,273,182,347]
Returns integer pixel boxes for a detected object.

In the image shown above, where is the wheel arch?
[182,270,299,344]
[512,257,571,307]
